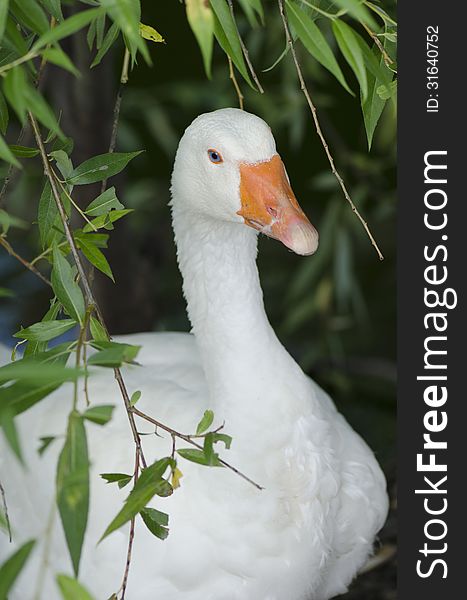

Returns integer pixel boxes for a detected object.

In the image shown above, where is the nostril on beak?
[266,206,278,218]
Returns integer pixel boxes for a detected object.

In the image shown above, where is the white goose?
[0,108,388,599]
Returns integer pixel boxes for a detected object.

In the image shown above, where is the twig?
[0,479,12,542]
[29,112,148,471]
[276,0,384,261]
[228,56,244,109]
[119,448,140,600]
[131,407,264,491]
[73,307,93,410]
[362,22,394,67]
[0,236,51,286]
[227,0,264,93]
[100,48,130,194]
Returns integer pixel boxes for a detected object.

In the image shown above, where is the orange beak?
[237,155,319,256]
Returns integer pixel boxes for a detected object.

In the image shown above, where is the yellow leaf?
[139,23,165,43]
[171,467,183,490]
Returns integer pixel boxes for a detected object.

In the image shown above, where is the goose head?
[171,108,319,256]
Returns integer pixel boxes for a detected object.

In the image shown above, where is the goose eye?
[208,149,223,164]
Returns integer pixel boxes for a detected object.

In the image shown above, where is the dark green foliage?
[0,1,396,595]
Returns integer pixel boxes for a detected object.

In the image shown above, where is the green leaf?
[31,8,104,52]
[186,0,214,78]
[14,319,76,342]
[210,0,254,88]
[177,447,222,466]
[82,208,133,233]
[237,0,260,27]
[89,316,108,342]
[56,574,95,600]
[0,356,78,386]
[0,540,36,599]
[332,0,377,28]
[90,21,119,68]
[0,344,75,416]
[75,231,109,249]
[332,19,367,100]
[23,302,62,356]
[130,390,141,406]
[88,342,140,367]
[100,458,172,542]
[212,432,232,449]
[50,149,74,180]
[100,472,132,488]
[0,1,9,42]
[77,235,114,281]
[140,507,169,540]
[41,47,80,77]
[67,151,143,185]
[0,380,65,416]
[56,411,89,576]
[51,246,86,325]
[27,85,64,140]
[40,0,64,22]
[361,41,392,149]
[0,209,27,233]
[4,16,29,56]
[3,65,28,124]
[11,0,49,34]
[100,0,150,65]
[377,80,396,100]
[0,287,13,298]
[82,404,114,426]
[196,409,214,434]
[9,145,40,158]
[0,134,20,167]
[0,408,23,463]
[286,0,353,95]
[38,182,58,248]
[85,187,123,216]
[38,435,56,456]
[0,91,8,135]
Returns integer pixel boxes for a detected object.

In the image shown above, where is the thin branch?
[100,48,130,194]
[276,0,384,261]
[0,479,12,542]
[227,0,264,94]
[0,236,51,286]
[119,448,140,600]
[29,112,148,471]
[362,22,394,67]
[131,407,264,491]
[228,56,244,109]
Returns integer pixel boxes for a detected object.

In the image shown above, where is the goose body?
[0,109,388,599]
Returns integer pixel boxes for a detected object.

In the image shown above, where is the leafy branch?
[277,0,384,261]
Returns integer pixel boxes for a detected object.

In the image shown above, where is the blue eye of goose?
[208,149,223,164]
